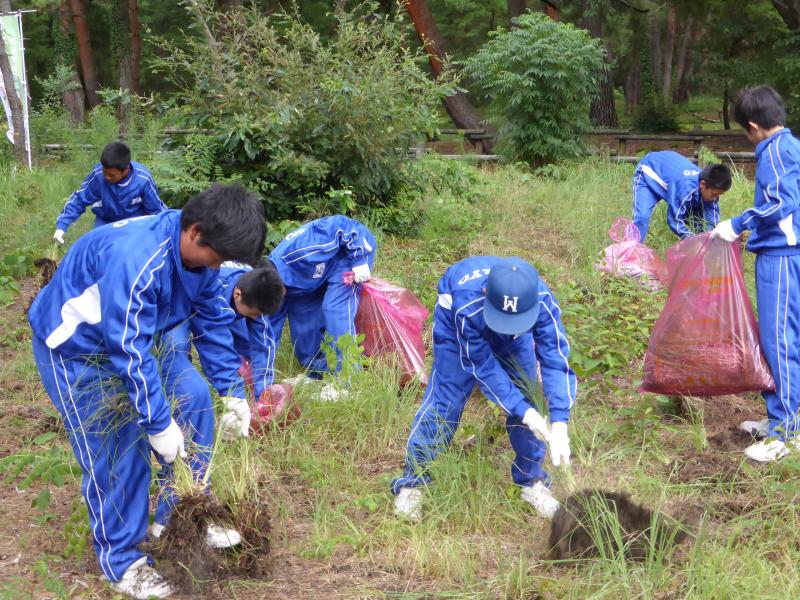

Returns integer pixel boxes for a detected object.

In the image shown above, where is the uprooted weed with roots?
[547,489,695,563]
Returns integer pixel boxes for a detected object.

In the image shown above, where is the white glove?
[549,421,571,467]
[148,419,187,464]
[711,219,739,242]
[522,408,550,443]
[352,263,371,284]
[53,229,65,245]
[220,396,251,439]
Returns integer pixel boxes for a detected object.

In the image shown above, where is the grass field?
[1,148,797,599]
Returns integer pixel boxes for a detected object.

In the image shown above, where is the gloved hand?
[53,229,65,245]
[522,407,550,443]
[549,421,571,467]
[352,263,371,284]
[148,419,187,464]
[711,219,739,242]
[220,396,251,439]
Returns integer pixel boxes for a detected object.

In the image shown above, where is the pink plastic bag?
[597,218,668,289]
[355,277,429,387]
[641,234,774,396]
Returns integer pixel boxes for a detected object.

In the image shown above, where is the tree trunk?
[722,83,730,130]
[404,0,495,149]
[583,5,618,127]
[0,18,28,166]
[591,65,619,127]
[625,21,644,113]
[59,1,85,124]
[661,4,676,102]
[129,0,140,94]
[508,0,526,20]
[116,0,134,137]
[772,0,800,29]
[0,1,10,11]
[649,15,662,95]
[70,0,100,107]
[672,14,693,103]
[544,1,559,20]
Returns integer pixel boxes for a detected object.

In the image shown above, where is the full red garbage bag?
[354,277,429,387]
[641,234,774,396]
[250,384,301,434]
[597,218,668,289]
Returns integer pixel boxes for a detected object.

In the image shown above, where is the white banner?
[0,12,32,168]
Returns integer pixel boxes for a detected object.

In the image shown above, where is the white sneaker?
[521,481,560,519]
[320,382,350,402]
[150,522,242,549]
[394,487,422,522]
[111,556,174,599]
[745,439,789,462]
[740,418,770,439]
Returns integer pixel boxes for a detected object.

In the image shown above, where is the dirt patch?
[668,448,745,485]
[696,394,765,437]
[144,494,273,598]
[707,427,757,452]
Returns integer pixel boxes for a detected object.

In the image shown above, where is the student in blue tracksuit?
[218,261,285,400]
[391,257,577,521]
[632,150,732,242]
[29,184,266,599]
[713,86,800,462]
[268,215,377,375]
[53,141,167,245]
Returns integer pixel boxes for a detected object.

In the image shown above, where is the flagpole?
[15,10,31,169]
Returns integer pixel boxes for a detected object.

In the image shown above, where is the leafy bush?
[632,98,681,133]
[463,12,604,165]
[152,2,455,219]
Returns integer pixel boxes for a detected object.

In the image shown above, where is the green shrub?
[463,12,604,165]
[633,98,681,133]
[152,2,455,219]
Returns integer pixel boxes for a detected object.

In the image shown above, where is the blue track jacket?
[269,215,377,290]
[216,262,277,397]
[637,151,719,238]
[436,256,577,422]
[56,161,167,232]
[731,129,800,254]
[28,211,245,435]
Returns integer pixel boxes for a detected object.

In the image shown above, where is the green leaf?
[33,432,57,445]
[31,489,51,512]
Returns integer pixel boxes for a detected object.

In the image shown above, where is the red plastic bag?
[355,277,429,386]
[597,218,668,289]
[239,358,254,398]
[641,234,774,396]
[250,384,301,435]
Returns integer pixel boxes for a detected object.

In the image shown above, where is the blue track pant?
[33,336,150,582]
[270,262,365,374]
[390,310,547,494]
[32,322,214,582]
[756,254,800,439]
[153,322,214,527]
[632,166,663,242]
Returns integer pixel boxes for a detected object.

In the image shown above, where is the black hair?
[732,85,786,132]
[180,183,267,266]
[100,141,131,171]
[236,262,285,316]
[699,164,732,191]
